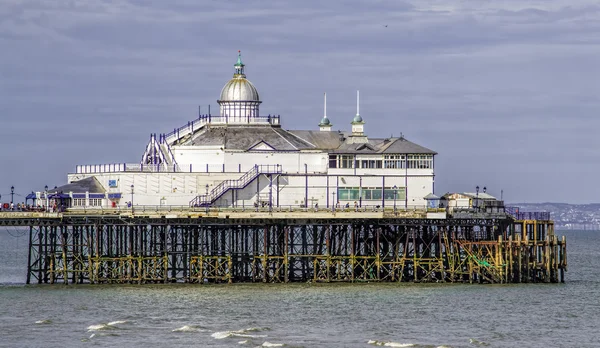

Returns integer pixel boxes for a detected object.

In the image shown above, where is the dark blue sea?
[0,229,596,347]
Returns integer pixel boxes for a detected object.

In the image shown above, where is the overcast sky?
[1,0,599,203]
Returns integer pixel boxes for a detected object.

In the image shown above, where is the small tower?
[218,51,262,123]
[348,90,367,143]
[234,50,245,77]
[319,92,332,131]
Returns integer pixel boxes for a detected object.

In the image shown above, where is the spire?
[348,90,366,142]
[234,50,245,77]
[352,90,363,124]
[357,90,360,117]
[319,92,332,131]
[324,92,327,118]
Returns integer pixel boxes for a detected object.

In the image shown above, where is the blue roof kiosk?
[423,193,440,209]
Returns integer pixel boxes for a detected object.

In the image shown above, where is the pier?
[0,207,567,284]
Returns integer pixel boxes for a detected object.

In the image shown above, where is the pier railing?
[505,207,551,221]
[163,114,281,145]
[74,162,327,174]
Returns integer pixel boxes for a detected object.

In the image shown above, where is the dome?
[218,51,260,102]
[352,114,363,123]
[219,77,260,101]
[319,116,331,125]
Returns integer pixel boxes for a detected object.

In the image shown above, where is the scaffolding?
[0,214,566,284]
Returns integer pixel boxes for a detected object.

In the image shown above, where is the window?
[329,154,337,169]
[89,198,102,206]
[339,155,354,169]
[406,154,433,169]
[384,155,405,169]
[338,187,360,200]
[338,187,406,201]
[360,160,382,169]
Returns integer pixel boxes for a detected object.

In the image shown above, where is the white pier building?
[60,52,436,209]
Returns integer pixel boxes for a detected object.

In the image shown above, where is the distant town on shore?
[512,203,600,230]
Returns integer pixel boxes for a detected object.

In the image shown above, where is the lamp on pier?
[475,185,479,211]
[44,185,48,211]
[130,184,134,211]
[332,191,336,212]
[392,185,398,214]
[11,186,14,205]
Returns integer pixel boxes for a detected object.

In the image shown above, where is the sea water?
[0,229,597,347]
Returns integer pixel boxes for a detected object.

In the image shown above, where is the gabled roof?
[177,125,436,155]
[182,126,314,151]
[248,140,275,151]
[424,193,440,200]
[380,137,437,154]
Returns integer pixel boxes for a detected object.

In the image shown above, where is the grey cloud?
[1,0,599,202]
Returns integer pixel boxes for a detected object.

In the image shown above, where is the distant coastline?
[511,203,600,231]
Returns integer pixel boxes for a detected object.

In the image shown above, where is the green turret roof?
[235,51,244,67]
[319,116,331,126]
[352,114,363,123]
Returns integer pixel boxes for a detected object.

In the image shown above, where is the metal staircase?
[189,164,282,207]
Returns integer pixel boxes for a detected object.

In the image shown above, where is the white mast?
[356,90,359,117]
[319,92,332,131]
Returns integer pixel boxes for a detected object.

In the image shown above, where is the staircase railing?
[190,164,282,207]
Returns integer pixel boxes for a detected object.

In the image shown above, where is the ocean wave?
[368,340,415,347]
[107,320,128,326]
[211,327,270,340]
[87,324,110,332]
[262,342,284,347]
[35,319,52,324]
[238,340,248,345]
[172,325,205,332]
[87,320,129,332]
[469,338,489,346]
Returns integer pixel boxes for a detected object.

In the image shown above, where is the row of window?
[72,198,102,207]
[337,187,407,201]
[329,155,433,169]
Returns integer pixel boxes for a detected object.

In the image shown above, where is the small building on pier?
[47,52,437,209]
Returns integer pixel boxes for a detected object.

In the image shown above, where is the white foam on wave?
[87,320,128,332]
[211,327,270,340]
[262,342,284,347]
[35,319,51,324]
[87,324,109,332]
[469,338,488,346]
[238,340,248,345]
[368,340,415,347]
[385,343,415,347]
[173,325,205,333]
[107,320,127,326]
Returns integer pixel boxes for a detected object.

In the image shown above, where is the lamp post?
[205,184,209,213]
[11,186,14,205]
[130,184,134,212]
[393,185,397,213]
[475,185,479,212]
[44,185,48,211]
[332,191,336,212]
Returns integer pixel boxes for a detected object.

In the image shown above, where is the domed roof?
[219,51,260,102]
[352,114,363,123]
[220,77,260,101]
[319,116,331,126]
